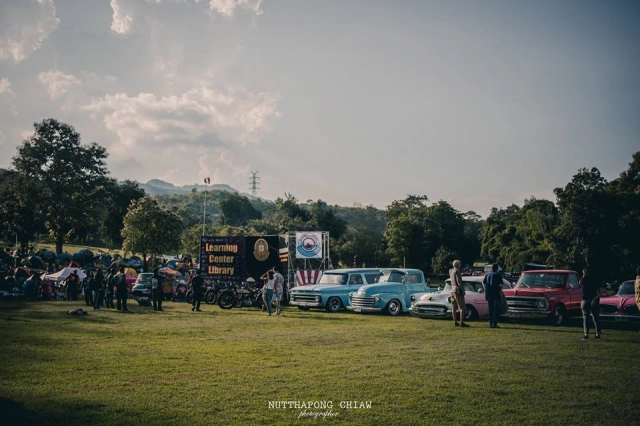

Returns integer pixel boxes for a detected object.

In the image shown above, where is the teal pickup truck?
[347,268,428,316]
[289,268,382,312]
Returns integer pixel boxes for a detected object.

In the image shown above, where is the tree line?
[1,119,638,283]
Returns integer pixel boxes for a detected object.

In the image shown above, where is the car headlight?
[373,295,381,302]
[348,293,352,300]
[537,300,546,309]
[410,295,415,302]
[315,296,321,302]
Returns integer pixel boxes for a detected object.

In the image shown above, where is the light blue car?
[347,268,428,316]
[289,268,382,312]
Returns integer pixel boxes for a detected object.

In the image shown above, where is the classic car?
[410,275,512,321]
[502,269,582,325]
[131,272,154,305]
[599,280,640,322]
[347,268,427,316]
[289,268,382,312]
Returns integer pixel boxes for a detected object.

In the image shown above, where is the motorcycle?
[217,281,264,309]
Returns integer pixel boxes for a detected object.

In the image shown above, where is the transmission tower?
[248,171,260,196]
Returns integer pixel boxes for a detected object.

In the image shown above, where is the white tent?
[41,267,87,282]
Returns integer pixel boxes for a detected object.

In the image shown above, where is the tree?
[99,180,146,247]
[550,167,613,281]
[11,119,111,253]
[431,245,458,274]
[122,197,184,271]
[0,170,47,248]
[219,192,262,227]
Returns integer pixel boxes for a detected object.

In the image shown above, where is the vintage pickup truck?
[502,269,582,325]
[347,268,428,316]
[289,268,382,312]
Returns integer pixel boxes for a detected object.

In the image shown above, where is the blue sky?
[0,0,638,217]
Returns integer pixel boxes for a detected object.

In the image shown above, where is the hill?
[139,179,245,197]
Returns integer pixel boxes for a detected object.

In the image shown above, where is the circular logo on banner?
[297,233,321,258]
[254,238,270,261]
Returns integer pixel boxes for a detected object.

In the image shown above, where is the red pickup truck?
[502,269,582,325]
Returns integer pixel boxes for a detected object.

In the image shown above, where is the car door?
[567,273,582,313]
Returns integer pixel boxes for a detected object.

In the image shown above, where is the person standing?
[261,270,275,316]
[83,272,94,307]
[482,263,503,328]
[93,269,105,310]
[449,260,468,327]
[115,267,128,311]
[152,268,164,311]
[580,267,601,340]
[105,268,116,308]
[191,270,204,312]
[273,268,285,315]
[64,270,80,301]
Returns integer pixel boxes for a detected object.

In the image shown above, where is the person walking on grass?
[449,260,468,327]
[260,270,275,316]
[191,270,204,312]
[580,267,601,340]
[152,268,164,311]
[482,263,502,329]
[93,268,105,310]
[273,268,284,315]
[115,267,128,311]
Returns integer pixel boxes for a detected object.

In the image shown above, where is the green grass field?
[1,300,638,426]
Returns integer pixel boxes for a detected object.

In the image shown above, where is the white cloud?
[0,78,14,96]
[109,0,263,34]
[208,0,263,18]
[110,0,134,35]
[84,85,280,153]
[0,0,59,63]
[196,148,250,187]
[38,70,82,100]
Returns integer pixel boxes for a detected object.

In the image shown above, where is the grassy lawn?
[0,300,638,426]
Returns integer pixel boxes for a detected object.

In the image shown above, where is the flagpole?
[202,177,210,236]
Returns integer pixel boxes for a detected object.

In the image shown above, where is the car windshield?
[318,273,347,285]
[136,273,153,283]
[442,280,482,292]
[516,273,566,289]
[617,281,635,295]
[379,270,406,283]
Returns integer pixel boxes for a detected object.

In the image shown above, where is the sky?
[0,0,638,218]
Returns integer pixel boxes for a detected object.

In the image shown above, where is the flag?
[204,177,210,184]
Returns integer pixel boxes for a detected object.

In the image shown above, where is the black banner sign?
[200,236,245,283]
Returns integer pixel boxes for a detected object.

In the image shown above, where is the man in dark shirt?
[579,267,600,340]
[191,270,204,312]
[482,263,503,329]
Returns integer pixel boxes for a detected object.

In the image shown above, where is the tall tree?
[100,180,146,247]
[0,170,47,248]
[12,119,111,253]
[550,167,613,280]
[122,197,184,271]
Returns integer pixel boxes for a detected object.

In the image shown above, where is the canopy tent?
[41,267,87,283]
[159,267,181,276]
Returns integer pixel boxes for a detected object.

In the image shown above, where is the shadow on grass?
[0,396,120,426]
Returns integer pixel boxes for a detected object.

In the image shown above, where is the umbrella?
[57,252,72,262]
[26,256,46,270]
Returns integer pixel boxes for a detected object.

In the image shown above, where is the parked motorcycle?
[217,281,263,309]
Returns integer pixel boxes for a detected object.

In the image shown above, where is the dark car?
[131,273,154,305]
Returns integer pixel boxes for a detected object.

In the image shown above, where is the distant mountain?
[139,179,244,197]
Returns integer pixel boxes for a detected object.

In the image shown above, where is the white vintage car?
[410,275,512,321]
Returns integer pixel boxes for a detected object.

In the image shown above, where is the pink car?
[599,280,640,323]
[410,275,512,321]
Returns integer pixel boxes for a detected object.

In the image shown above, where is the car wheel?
[297,306,310,311]
[386,299,402,316]
[553,305,566,326]
[326,297,342,313]
[465,305,479,321]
